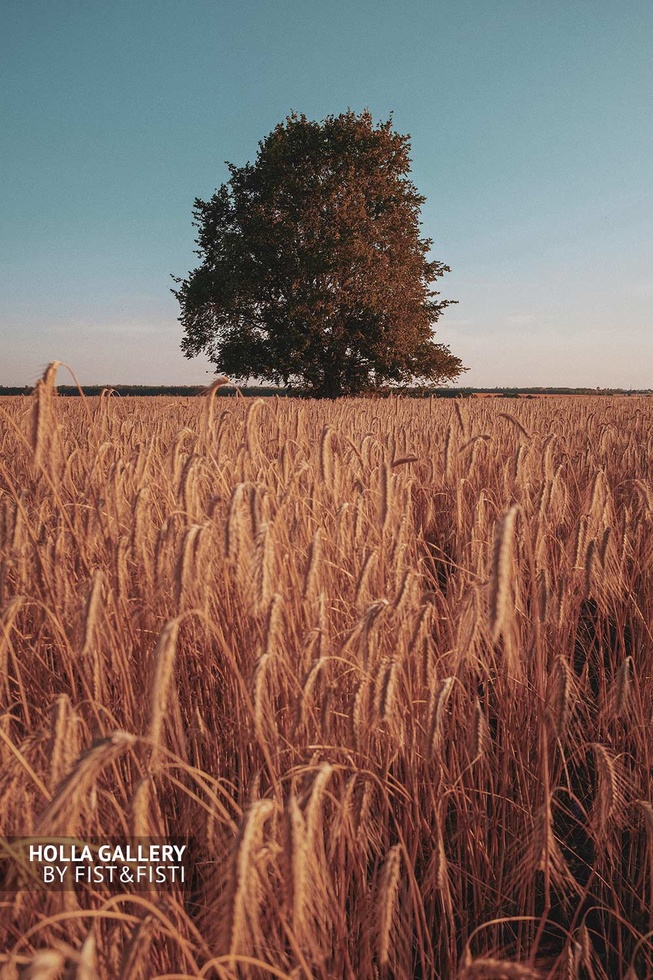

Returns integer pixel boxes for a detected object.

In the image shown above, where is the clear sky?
[2,0,651,388]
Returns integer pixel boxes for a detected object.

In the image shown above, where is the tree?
[173,109,465,397]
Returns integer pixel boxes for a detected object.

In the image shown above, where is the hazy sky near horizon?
[2,0,652,388]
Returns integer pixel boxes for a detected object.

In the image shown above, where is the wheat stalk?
[227,799,275,961]
[458,959,542,979]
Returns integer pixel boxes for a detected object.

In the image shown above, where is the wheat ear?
[489,505,518,643]
[148,619,180,766]
[377,844,401,969]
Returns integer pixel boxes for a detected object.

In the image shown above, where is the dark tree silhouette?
[173,110,465,397]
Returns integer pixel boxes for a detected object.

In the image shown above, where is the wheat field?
[1,369,652,978]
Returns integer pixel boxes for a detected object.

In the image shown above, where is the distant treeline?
[0,384,650,397]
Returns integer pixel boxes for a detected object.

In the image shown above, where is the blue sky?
[2,0,651,387]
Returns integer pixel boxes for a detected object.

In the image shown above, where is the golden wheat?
[0,389,652,977]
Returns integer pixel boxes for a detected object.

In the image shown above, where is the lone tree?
[174,110,465,397]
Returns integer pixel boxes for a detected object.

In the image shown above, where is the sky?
[1,0,652,389]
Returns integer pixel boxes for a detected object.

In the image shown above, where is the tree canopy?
[174,110,465,397]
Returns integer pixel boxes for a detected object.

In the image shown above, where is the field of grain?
[1,373,652,978]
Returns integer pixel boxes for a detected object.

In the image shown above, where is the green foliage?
[173,110,465,397]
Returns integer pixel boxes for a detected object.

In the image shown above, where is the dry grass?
[1,371,653,978]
